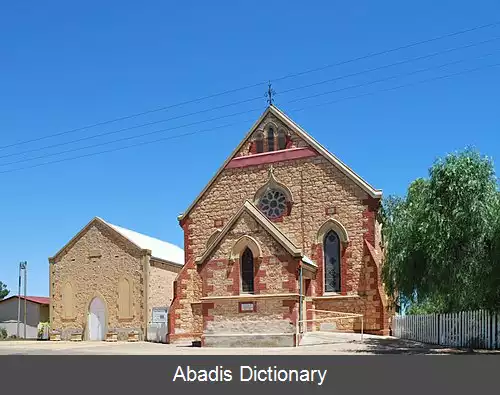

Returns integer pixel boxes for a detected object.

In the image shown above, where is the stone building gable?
[50,221,145,340]
[235,111,311,157]
[199,210,299,298]
[50,218,144,264]
[178,105,381,225]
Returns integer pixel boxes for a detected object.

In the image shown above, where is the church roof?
[100,218,184,266]
[178,105,382,222]
[50,217,184,266]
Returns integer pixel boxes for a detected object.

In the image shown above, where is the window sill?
[200,293,299,302]
[311,294,361,301]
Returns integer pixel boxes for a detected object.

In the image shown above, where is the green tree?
[381,148,500,313]
[0,281,9,300]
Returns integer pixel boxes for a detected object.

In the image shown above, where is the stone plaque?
[239,302,255,312]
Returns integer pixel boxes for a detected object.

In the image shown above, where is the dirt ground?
[0,333,497,355]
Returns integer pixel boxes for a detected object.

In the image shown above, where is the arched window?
[255,132,264,154]
[241,247,254,293]
[324,230,341,293]
[267,126,275,152]
[278,129,287,150]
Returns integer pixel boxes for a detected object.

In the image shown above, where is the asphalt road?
[0,333,488,355]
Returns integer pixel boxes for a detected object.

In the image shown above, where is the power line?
[284,49,500,105]
[1,19,499,150]
[0,95,264,160]
[2,36,499,161]
[2,49,498,168]
[1,61,498,175]
[277,36,500,96]
[289,62,500,114]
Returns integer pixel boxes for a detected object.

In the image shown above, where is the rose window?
[259,189,287,219]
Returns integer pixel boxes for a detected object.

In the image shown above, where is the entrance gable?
[198,208,301,298]
[196,200,302,265]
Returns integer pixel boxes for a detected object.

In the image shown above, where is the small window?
[241,247,254,293]
[278,130,287,150]
[255,133,264,154]
[267,127,275,152]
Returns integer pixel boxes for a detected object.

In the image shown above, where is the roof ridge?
[104,220,182,249]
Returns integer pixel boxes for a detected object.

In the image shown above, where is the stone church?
[49,217,183,341]
[169,105,392,347]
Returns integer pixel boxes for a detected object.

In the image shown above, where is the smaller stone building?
[49,217,183,341]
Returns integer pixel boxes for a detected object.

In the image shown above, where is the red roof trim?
[225,147,319,169]
[0,295,50,305]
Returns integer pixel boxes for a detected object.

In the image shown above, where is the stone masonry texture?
[50,220,180,341]
[170,111,391,345]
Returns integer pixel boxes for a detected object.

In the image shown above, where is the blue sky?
[1,1,499,297]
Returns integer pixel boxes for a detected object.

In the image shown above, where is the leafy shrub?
[0,327,7,340]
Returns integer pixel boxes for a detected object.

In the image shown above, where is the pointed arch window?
[278,129,287,150]
[267,126,275,152]
[324,230,341,293]
[241,247,254,293]
[255,132,264,154]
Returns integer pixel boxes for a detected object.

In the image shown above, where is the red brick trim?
[226,147,318,169]
[311,242,349,296]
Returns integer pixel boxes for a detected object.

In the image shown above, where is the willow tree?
[381,149,500,313]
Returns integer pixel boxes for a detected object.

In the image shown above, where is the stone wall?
[171,111,390,341]
[148,259,181,322]
[50,220,145,340]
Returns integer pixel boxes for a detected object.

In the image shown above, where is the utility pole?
[16,262,27,339]
[16,264,21,338]
[24,263,27,339]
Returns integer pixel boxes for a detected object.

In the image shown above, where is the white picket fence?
[392,310,500,349]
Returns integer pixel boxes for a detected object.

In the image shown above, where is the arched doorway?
[88,297,106,341]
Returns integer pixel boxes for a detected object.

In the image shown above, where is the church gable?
[235,111,311,158]
[198,205,300,298]
[179,105,381,224]
[196,200,302,265]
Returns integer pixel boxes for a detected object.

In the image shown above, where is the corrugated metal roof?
[0,296,50,305]
[100,218,184,266]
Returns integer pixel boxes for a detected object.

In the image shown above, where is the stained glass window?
[255,133,264,154]
[267,127,275,151]
[278,130,287,150]
[259,189,287,219]
[324,230,341,293]
[241,247,254,293]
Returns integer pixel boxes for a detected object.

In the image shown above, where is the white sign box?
[152,307,168,323]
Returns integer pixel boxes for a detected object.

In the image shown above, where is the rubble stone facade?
[49,218,181,341]
[169,106,392,347]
